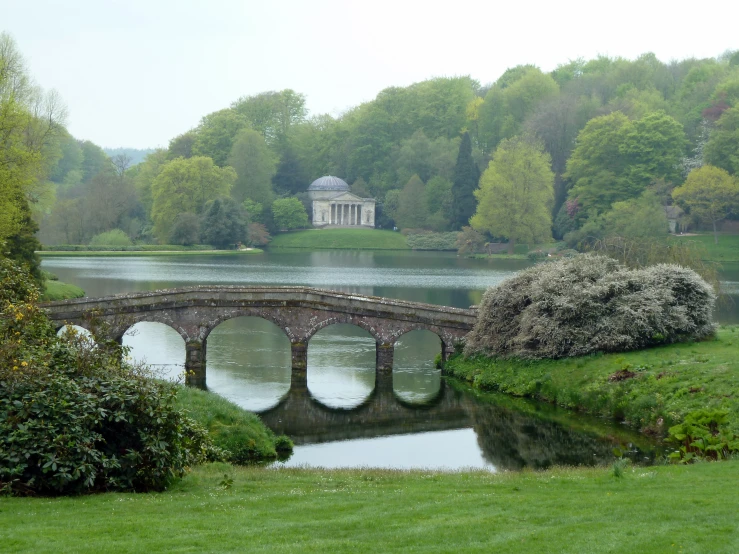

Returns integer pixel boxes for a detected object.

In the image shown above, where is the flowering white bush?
[464,254,716,359]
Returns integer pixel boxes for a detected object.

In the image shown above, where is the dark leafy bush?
[668,410,739,463]
[465,254,716,359]
[0,258,219,496]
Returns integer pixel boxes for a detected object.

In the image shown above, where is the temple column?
[339,204,343,225]
[351,204,356,225]
[185,339,206,388]
[357,205,362,226]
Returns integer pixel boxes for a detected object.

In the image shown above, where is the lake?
[43,251,736,470]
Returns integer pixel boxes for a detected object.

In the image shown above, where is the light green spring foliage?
[471,136,554,250]
[395,174,428,230]
[89,229,132,247]
[271,197,308,230]
[673,165,739,243]
[0,33,64,243]
[151,156,236,242]
[226,128,277,205]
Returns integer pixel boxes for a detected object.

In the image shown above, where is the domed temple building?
[307,176,375,228]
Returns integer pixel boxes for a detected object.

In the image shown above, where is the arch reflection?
[206,316,291,411]
[307,323,375,409]
[392,329,442,405]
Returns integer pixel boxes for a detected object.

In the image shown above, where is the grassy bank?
[2,461,738,553]
[174,386,292,463]
[445,326,739,435]
[41,279,85,301]
[269,228,409,250]
[38,248,263,257]
[670,233,739,262]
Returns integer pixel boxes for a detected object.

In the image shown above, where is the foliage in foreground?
[465,254,716,359]
[3,462,739,553]
[446,326,739,436]
[0,259,218,495]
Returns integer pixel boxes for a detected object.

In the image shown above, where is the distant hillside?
[103,147,155,166]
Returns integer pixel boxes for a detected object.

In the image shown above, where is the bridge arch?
[304,316,382,344]
[202,310,293,342]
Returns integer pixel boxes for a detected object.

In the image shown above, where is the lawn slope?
[269,228,409,250]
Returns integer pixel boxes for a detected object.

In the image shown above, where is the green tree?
[168,131,196,160]
[192,109,248,166]
[79,140,109,183]
[272,146,307,195]
[471,136,554,253]
[151,156,236,242]
[271,197,308,230]
[169,213,200,246]
[672,165,739,243]
[565,190,668,247]
[451,132,480,229]
[478,66,559,154]
[200,197,247,248]
[0,33,65,276]
[704,106,739,175]
[231,89,307,144]
[395,175,428,230]
[132,149,168,222]
[227,128,276,205]
[565,111,685,221]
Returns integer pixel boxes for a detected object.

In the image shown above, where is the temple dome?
[308,175,350,192]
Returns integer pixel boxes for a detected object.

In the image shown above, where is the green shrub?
[406,232,459,251]
[89,229,132,247]
[465,254,716,359]
[0,259,218,496]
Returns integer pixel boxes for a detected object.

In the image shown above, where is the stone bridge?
[41,286,477,387]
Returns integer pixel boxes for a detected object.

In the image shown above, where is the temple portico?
[308,176,375,228]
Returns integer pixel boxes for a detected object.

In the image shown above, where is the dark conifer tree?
[272,145,306,195]
[199,198,247,249]
[451,132,480,230]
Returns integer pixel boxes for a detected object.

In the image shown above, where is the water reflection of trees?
[261,380,659,470]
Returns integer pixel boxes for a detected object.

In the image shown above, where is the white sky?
[3,0,738,149]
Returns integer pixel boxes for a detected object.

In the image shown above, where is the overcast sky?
[3,0,738,149]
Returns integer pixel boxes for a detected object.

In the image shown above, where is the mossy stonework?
[41,286,475,386]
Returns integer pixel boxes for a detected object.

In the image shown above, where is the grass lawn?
[269,228,409,250]
[670,233,739,263]
[2,461,738,553]
[174,386,291,463]
[445,325,739,435]
[41,279,85,301]
[38,248,263,257]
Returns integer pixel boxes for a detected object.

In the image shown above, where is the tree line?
[3,29,739,271]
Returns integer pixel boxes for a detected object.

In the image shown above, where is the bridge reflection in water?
[258,375,660,471]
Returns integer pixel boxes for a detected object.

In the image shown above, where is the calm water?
[43,251,736,470]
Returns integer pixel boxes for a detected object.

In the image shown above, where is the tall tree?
[565,110,685,223]
[451,132,480,229]
[191,109,248,166]
[704,106,739,175]
[395,175,428,230]
[272,146,307,195]
[227,128,276,205]
[471,136,554,253]
[0,32,65,276]
[672,165,739,243]
[151,156,236,242]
